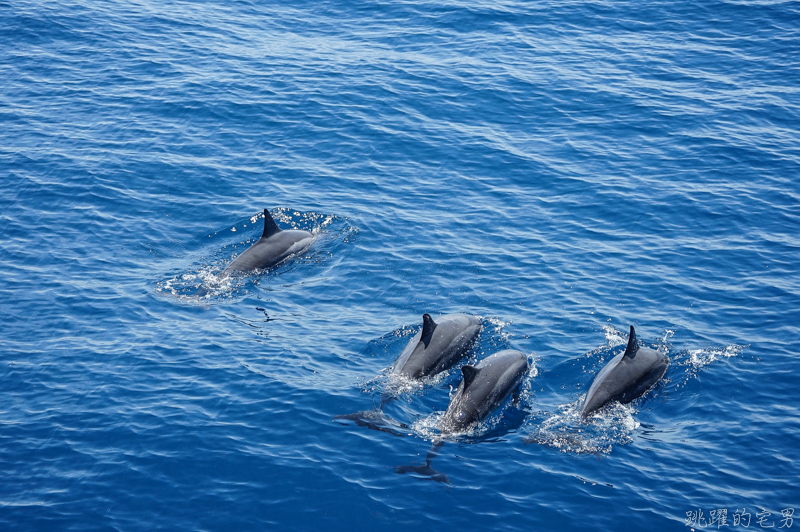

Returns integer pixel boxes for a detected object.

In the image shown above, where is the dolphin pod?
[210,209,672,483]
[390,330,667,483]
[221,209,314,278]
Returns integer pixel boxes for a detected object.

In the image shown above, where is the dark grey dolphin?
[333,313,481,434]
[391,313,481,379]
[221,209,313,278]
[439,349,529,433]
[580,325,669,417]
[395,349,530,484]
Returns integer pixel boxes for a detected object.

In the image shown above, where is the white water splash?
[526,400,639,454]
[383,371,447,398]
[685,344,746,370]
[602,325,627,348]
[157,263,242,301]
[410,406,507,441]
[484,316,512,343]
[516,356,540,407]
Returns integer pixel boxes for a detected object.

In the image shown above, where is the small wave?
[470,315,516,356]
[602,324,627,348]
[525,400,640,454]
[669,342,748,389]
[484,316,512,342]
[685,344,746,369]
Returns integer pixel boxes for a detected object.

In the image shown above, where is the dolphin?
[439,349,530,433]
[333,313,481,434]
[580,325,669,417]
[221,209,313,278]
[391,313,481,379]
[395,349,530,484]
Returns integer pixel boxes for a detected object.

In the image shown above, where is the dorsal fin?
[261,209,281,238]
[461,365,479,390]
[421,313,437,339]
[623,325,639,359]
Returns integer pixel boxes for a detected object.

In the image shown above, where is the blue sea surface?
[2,0,799,529]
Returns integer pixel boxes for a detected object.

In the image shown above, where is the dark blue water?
[2,0,799,529]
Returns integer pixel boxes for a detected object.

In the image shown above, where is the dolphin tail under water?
[332,396,409,437]
[194,285,210,298]
[332,410,409,436]
[394,440,450,485]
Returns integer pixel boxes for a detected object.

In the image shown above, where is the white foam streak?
[602,325,627,348]
[685,344,746,369]
[527,400,639,454]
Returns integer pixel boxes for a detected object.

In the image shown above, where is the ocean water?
[2,0,799,529]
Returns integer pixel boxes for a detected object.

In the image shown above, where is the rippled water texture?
[2,0,799,530]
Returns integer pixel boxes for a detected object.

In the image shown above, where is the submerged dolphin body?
[580,325,669,417]
[333,313,481,434]
[395,349,530,484]
[221,209,313,278]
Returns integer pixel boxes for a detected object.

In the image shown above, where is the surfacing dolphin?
[395,349,530,484]
[391,313,481,379]
[580,325,668,417]
[221,209,314,278]
[333,313,481,435]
